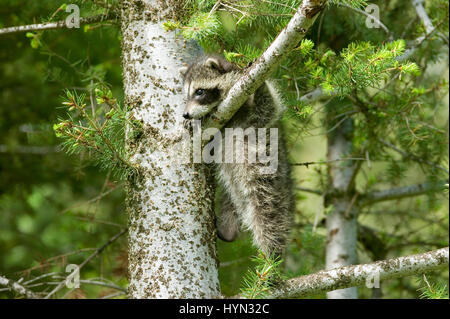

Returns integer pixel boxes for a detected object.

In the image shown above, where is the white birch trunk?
[325,117,358,299]
[120,0,220,298]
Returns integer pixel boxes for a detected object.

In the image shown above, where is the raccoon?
[179,55,294,256]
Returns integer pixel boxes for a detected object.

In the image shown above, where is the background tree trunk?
[325,115,359,299]
[121,0,220,298]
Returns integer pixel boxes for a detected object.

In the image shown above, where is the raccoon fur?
[179,55,294,256]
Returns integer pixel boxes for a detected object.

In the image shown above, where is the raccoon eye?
[195,89,205,96]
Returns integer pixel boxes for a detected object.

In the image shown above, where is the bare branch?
[48,277,127,293]
[0,13,117,36]
[412,0,434,35]
[270,247,449,298]
[359,180,448,206]
[339,3,392,39]
[44,228,127,299]
[203,0,326,130]
[292,157,365,167]
[0,144,60,154]
[101,291,127,299]
[296,187,323,195]
[0,275,39,299]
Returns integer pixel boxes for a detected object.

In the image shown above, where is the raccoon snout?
[183,112,191,119]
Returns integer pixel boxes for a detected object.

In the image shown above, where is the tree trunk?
[325,116,359,299]
[121,0,220,298]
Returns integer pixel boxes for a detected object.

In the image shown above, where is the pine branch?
[269,247,449,298]
[202,0,327,130]
[0,275,39,299]
[0,13,117,36]
[359,180,448,206]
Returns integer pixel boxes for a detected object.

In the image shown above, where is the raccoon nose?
[183,112,191,119]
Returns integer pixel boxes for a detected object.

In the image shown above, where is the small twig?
[101,291,127,299]
[292,158,365,168]
[404,115,425,140]
[0,275,39,299]
[61,182,124,214]
[0,13,116,36]
[339,3,392,40]
[48,277,127,293]
[296,187,323,195]
[44,228,127,299]
[15,249,95,275]
[208,1,222,18]
[344,193,359,218]
[0,144,60,154]
[73,216,124,228]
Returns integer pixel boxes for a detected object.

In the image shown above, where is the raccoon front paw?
[183,119,193,132]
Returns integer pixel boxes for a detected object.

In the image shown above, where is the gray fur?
[180,55,294,256]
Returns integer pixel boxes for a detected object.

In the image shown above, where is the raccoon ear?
[179,66,189,77]
[205,57,222,71]
[205,56,237,74]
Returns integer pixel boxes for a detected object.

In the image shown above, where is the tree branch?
[359,180,448,206]
[0,13,117,36]
[0,275,39,299]
[0,144,60,154]
[269,247,449,298]
[203,0,326,130]
[412,0,434,35]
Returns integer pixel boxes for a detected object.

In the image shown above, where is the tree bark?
[121,0,219,298]
[325,116,359,299]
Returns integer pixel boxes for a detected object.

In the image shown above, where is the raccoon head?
[179,55,240,120]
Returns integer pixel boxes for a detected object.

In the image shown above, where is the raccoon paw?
[216,219,240,242]
[183,119,193,132]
